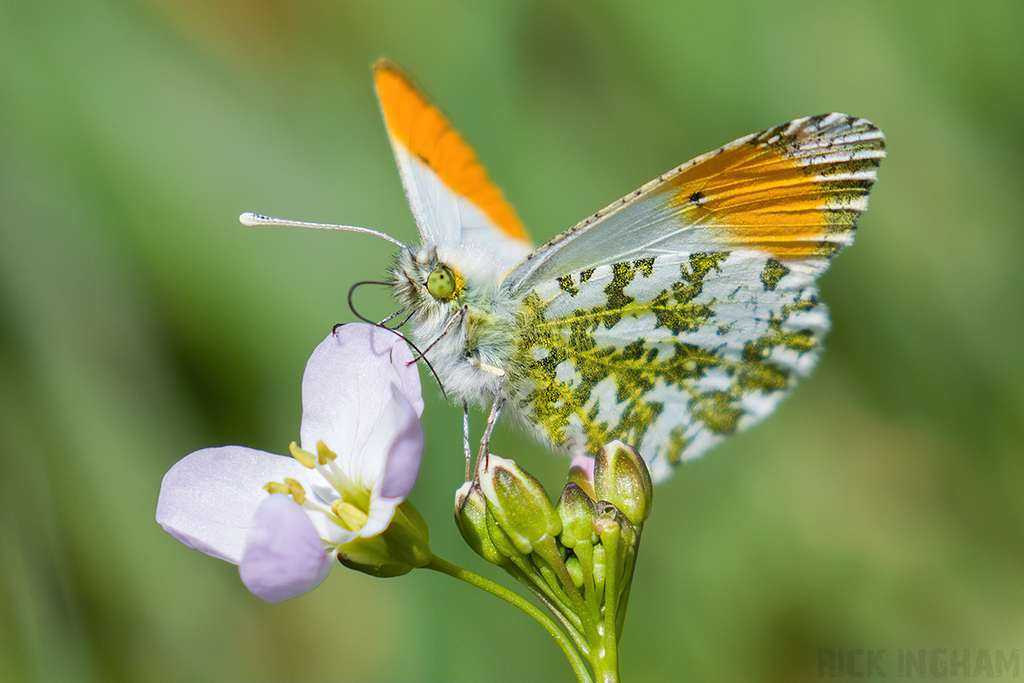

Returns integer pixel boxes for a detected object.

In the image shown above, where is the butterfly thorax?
[391,245,524,408]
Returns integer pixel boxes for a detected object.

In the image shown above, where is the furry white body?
[392,244,522,411]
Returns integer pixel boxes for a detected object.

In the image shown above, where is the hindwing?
[505,113,885,480]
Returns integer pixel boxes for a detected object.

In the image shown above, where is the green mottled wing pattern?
[502,113,884,480]
[511,249,828,480]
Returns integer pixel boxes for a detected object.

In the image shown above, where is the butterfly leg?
[476,372,507,470]
[464,358,508,472]
[414,305,468,361]
[463,401,472,481]
[469,359,506,377]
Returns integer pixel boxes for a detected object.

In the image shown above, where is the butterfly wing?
[374,60,533,269]
[503,114,885,480]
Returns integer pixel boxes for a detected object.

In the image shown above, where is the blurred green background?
[1,2,1021,682]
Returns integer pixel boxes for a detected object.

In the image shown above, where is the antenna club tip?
[239,212,262,226]
[232,212,405,248]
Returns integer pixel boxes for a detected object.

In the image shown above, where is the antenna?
[239,212,407,249]
[346,279,449,402]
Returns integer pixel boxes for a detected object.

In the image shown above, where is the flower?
[156,323,428,602]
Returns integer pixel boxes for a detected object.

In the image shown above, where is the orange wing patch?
[373,59,528,242]
[664,114,885,260]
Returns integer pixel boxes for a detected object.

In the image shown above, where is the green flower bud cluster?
[455,441,653,682]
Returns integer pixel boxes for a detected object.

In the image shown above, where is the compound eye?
[427,266,457,300]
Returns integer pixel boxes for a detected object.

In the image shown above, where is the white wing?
[503,114,885,294]
[374,60,533,270]
[503,114,885,480]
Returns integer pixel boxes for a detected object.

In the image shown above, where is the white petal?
[357,388,425,537]
[375,388,425,500]
[299,324,422,469]
[361,495,403,540]
[156,446,309,564]
[239,494,335,602]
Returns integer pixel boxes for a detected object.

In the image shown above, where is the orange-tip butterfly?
[243,59,885,481]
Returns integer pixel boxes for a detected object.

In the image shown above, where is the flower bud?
[556,482,598,549]
[454,481,509,566]
[336,500,432,577]
[484,507,528,562]
[477,454,561,555]
[594,441,653,526]
[566,455,596,501]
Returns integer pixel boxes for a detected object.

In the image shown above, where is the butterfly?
[243,59,885,482]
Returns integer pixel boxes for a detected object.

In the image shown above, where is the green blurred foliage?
[1,2,1021,681]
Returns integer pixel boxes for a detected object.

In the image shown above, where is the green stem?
[521,582,591,658]
[425,556,593,683]
[533,537,599,639]
[506,551,584,634]
[590,523,621,683]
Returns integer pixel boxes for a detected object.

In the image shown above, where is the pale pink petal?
[377,389,425,500]
[238,494,335,602]
[156,446,308,564]
[355,388,424,537]
[299,324,422,468]
[356,387,424,496]
[362,495,403,541]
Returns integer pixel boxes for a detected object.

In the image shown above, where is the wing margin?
[373,59,532,265]
[503,113,885,294]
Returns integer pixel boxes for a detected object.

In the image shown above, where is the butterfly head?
[392,239,512,313]
[392,246,466,321]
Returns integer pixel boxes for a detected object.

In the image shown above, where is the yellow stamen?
[331,500,369,531]
[288,441,316,469]
[264,481,290,495]
[263,479,307,505]
[316,440,338,465]
[284,478,306,506]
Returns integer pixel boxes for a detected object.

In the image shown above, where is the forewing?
[503,113,884,293]
[507,114,885,480]
[374,60,533,268]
